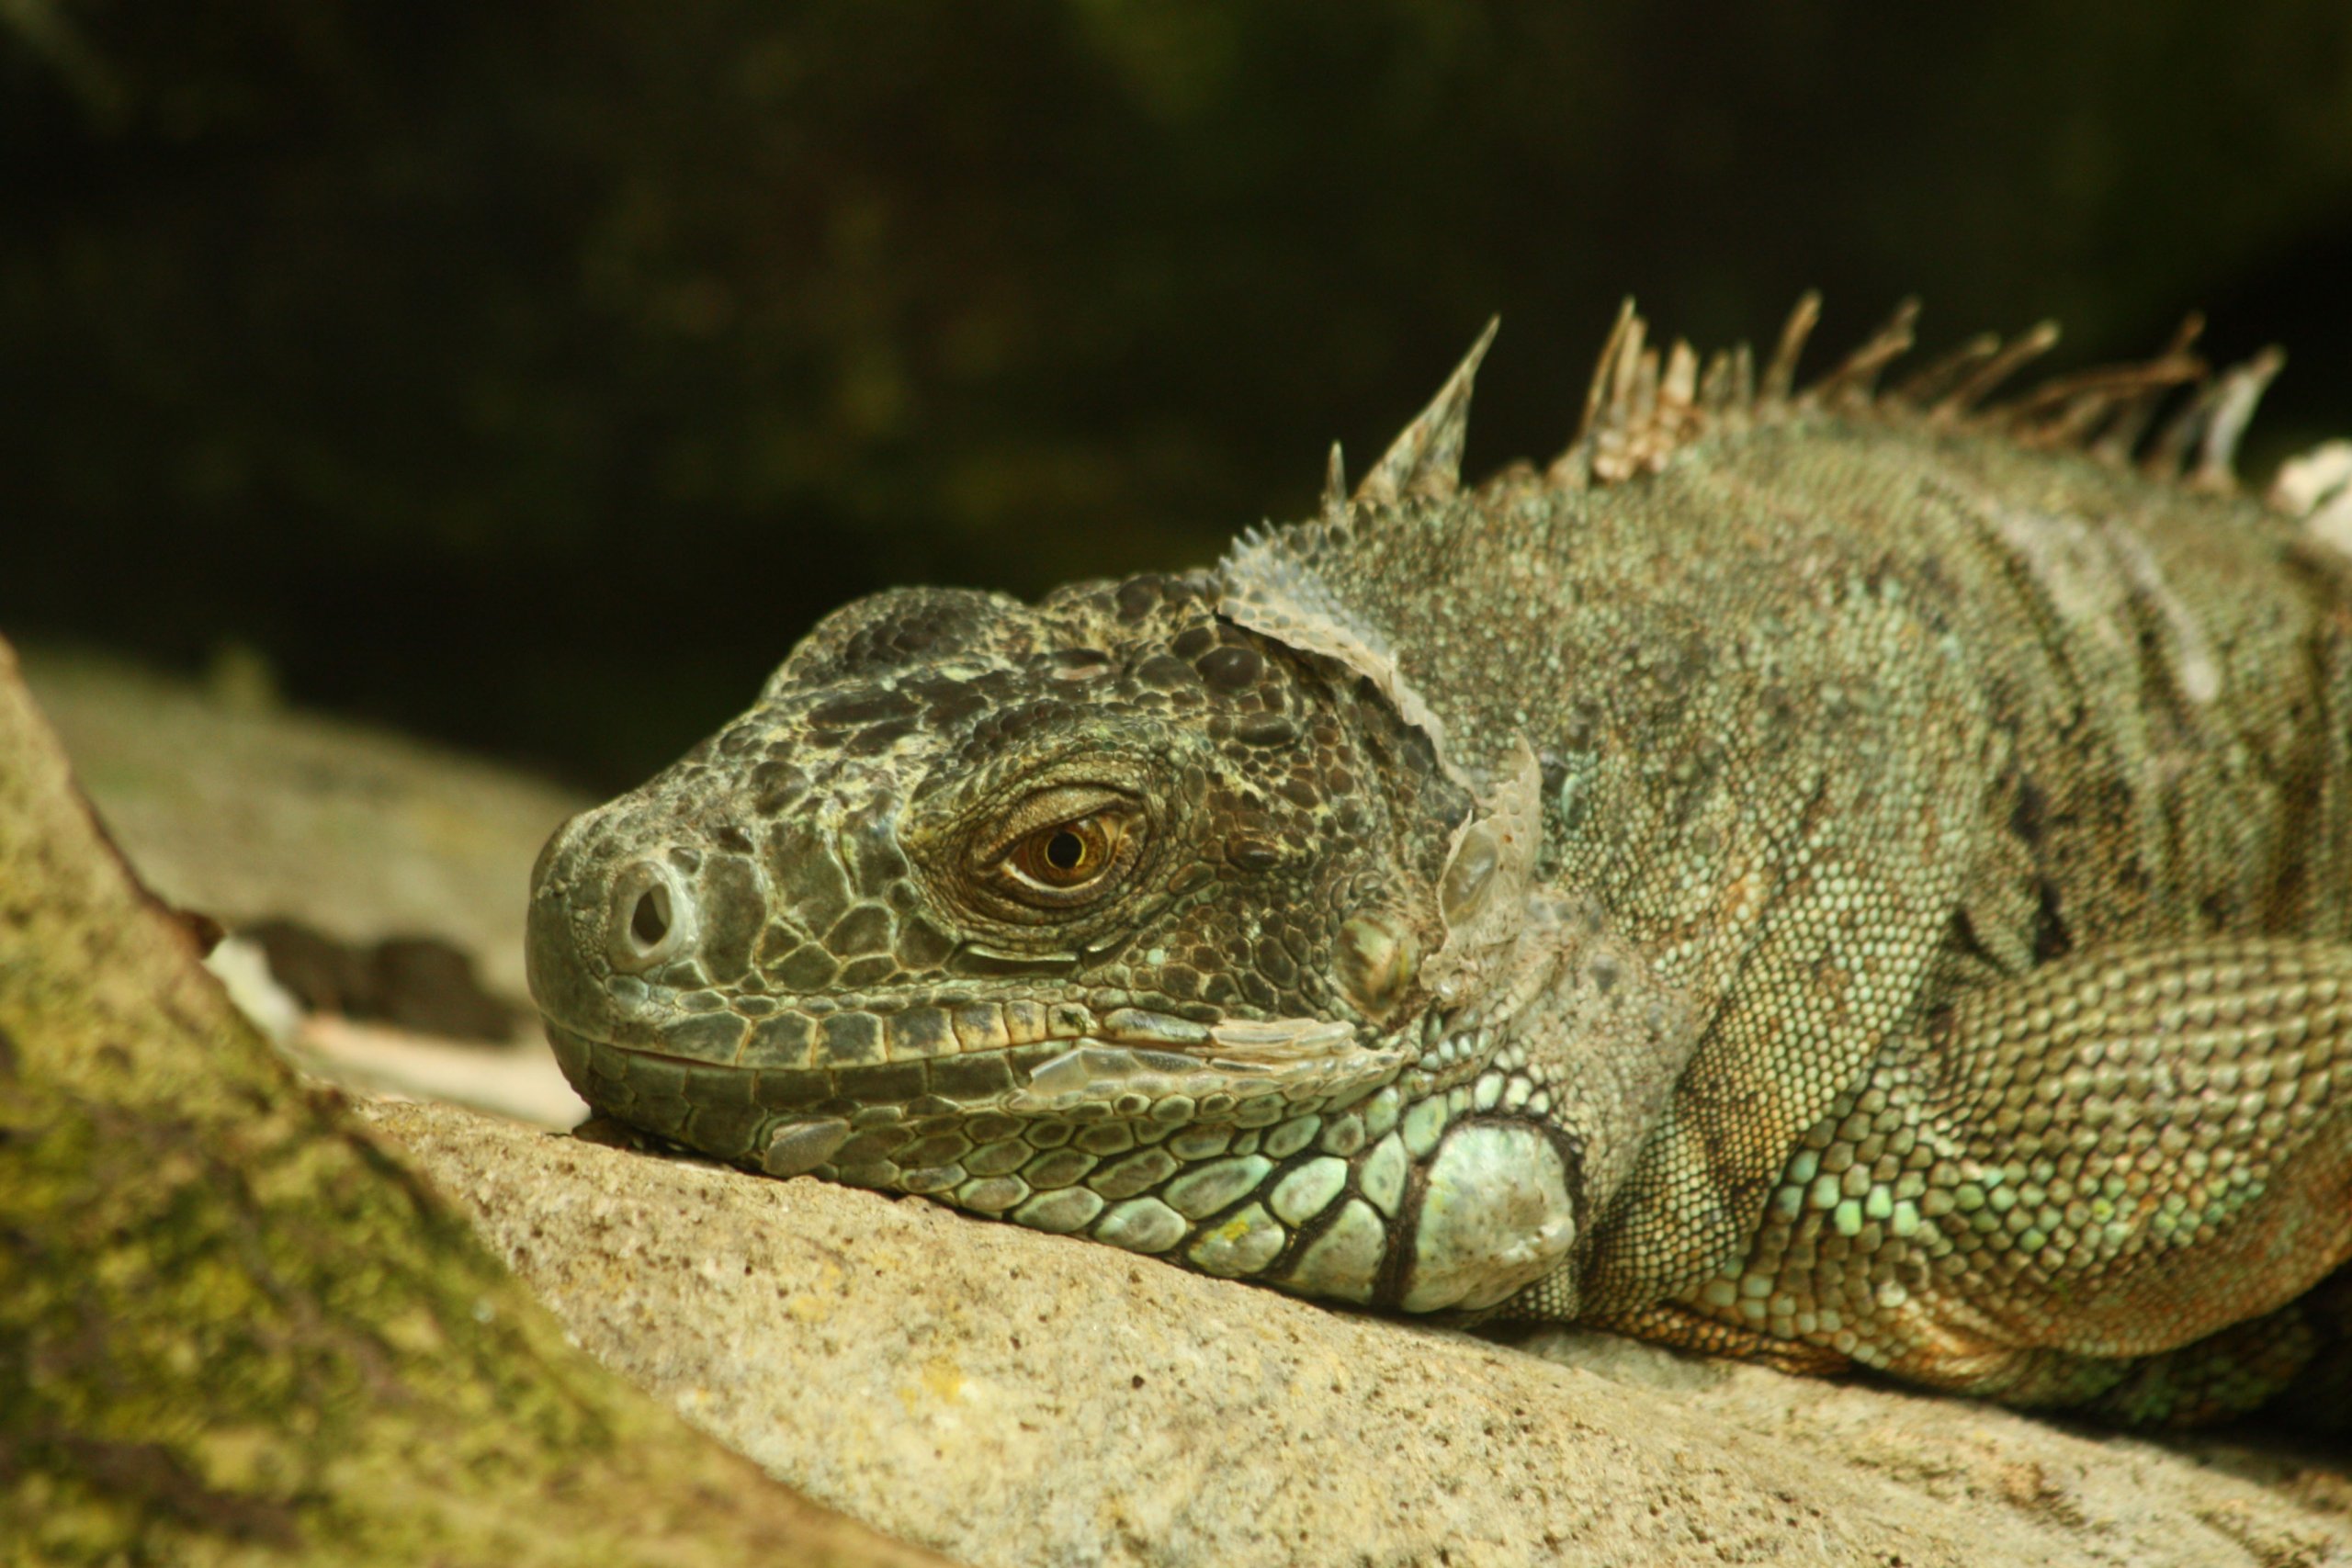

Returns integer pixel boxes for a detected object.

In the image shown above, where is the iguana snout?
[525,753,935,1068]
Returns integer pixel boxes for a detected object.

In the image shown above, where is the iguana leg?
[2261,1262,2352,1431]
[2064,1263,2350,1428]
[1653,939,2352,1423]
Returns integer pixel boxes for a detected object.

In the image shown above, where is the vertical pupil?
[1046,829,1086,872]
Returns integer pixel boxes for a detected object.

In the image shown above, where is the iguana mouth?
[543,1007,1413,1173]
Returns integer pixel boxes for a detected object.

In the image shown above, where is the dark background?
[6,2,2350,790]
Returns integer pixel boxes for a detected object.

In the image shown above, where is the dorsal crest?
[1352,316,1500,509]
[1329,296,2283,510]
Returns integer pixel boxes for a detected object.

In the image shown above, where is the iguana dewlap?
[526,299,2352,1427]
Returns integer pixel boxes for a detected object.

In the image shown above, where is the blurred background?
[7,1,2352,792]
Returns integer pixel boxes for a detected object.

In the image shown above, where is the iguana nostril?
[629,885,672,950]
[608,860,695,973]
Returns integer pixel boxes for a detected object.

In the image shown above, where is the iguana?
[525,297,2352,1427]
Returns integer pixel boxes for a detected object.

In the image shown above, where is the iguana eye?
[980,788,1142,908]
[1010,816,1117,889]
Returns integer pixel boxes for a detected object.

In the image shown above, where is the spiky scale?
[1759,289,1820,404]
[1353,316,1499,507]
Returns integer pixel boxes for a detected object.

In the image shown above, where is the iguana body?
[526,300,2352,1426]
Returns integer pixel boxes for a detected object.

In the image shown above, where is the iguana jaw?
[538,999,1576,1314]
[537,1004,1416,1173]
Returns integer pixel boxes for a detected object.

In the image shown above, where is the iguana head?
[529,318,1684,1312]
[526,566,1478,1194]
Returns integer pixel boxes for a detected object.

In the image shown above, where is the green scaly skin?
[526,301,2352,1427]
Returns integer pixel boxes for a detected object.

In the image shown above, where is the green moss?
[0,649,944,1564]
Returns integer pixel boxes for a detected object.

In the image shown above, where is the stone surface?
[0,635,952,1568]
[25,646,590,1125]
[21,645,587,1003]
[367,1098,2352,1568]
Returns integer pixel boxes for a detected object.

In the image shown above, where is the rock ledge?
[366,1099,2352,1568]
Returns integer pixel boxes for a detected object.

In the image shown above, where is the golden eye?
[1010,815,1116,890]
[975,787,1142,912]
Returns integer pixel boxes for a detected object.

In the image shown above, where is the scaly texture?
[526,299,2352,1426]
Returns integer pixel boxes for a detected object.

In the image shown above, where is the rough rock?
[0,635,952,1568]
[20,645,586,1003]
[24,645,590,1124]
[366,1098,2352,1568]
